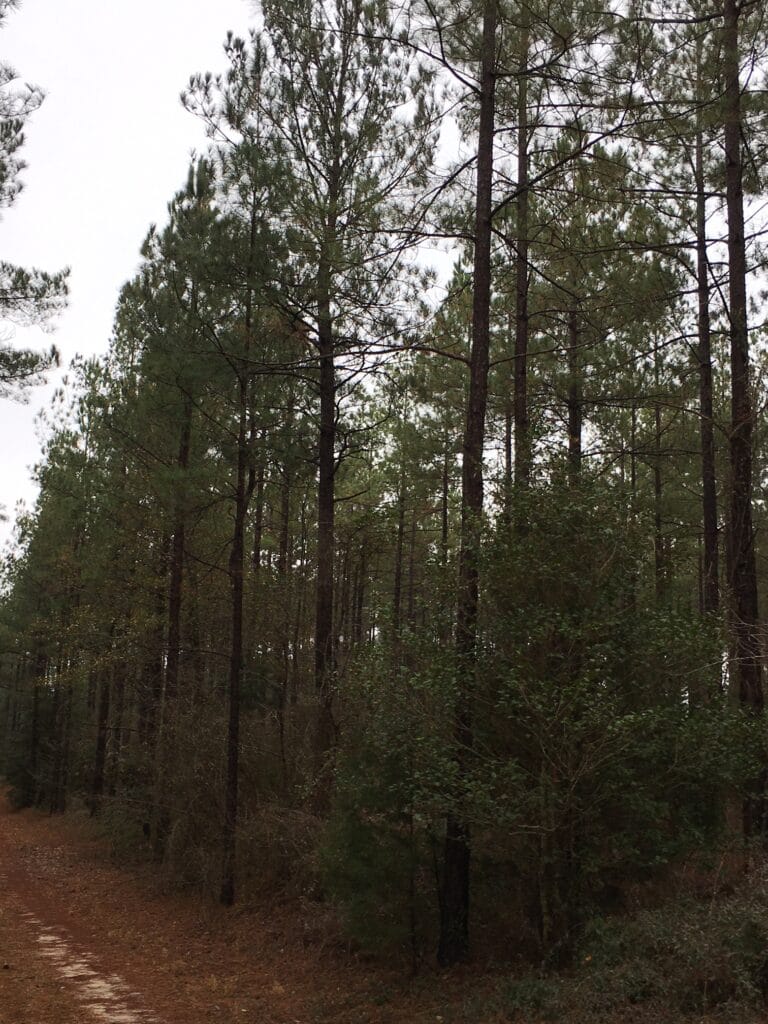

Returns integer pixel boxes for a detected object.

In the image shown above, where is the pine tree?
[0,0,67,399]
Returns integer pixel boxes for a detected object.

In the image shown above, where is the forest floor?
[0,791,483,1024]
[1,792,767,1024]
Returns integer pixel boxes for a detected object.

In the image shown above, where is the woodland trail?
[0,795,163,1023]
[0,793,452,1024]
[0,798,182,1024]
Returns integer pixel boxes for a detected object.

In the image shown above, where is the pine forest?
[3,0,768,1018]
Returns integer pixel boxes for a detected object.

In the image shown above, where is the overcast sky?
[0,0,254,547]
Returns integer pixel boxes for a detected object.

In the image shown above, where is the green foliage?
[0,3,69,394]
[496,974,565,1020]
[475,482,757,948]
[320,647,448,955]
[576,879,768,1016]
[321,759,418,953]
[448,868,768,1021]
[315,480,760,959]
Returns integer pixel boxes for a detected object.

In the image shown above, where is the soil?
[0,793,471,1024]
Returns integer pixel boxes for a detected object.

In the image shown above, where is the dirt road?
[0,797,166,1023]
[0,794,447,1024]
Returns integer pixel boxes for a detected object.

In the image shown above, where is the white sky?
[0,0,254,547]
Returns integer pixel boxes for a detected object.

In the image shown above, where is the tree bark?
[722,0,763,833]
[220,380,250,906]
[165,398,192,709]
[152,400,192,854]
[90,668,110,816]
[567,307,582,487]
[314,251,337,762]
[392,490,406,664]
[695,86,719,617]
[513,20,531,502]
[653,353,666,599]
[221,206,259,905]
[438,0,497,968]
[723,0,762,710]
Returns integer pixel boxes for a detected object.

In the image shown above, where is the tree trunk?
[221,205,259,905]
[567,307,582,487]
[165,399,192,709]
[108,664,125,798]
[139,539,168,753]
[695,88,719,617]
[152,402,192,854]
[438,0,497,968]
[441,431,450,568]
[291,498,309,707]
[26,651,46,807]
[513,20,531,502]
[407,508,418,629]
[220,380,250,906]
[277,450,293,786]
[90,669,110,816]
[653,355,666,599]
[392,490,406,664]
[251,460,265,575]
[314,255,337,762]
[722,0,763,830]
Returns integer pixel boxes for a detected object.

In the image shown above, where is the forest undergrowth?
[64,793,768,1024]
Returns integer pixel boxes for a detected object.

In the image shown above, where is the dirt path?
[0,795,456,1024]
[0,798,179,1023]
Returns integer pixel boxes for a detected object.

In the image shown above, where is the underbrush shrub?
[320,642,450,958]
[478,482,760,956]
[236,802,320,900]
[497,974,566,1020]
[92,795,154,863]
[451,872,768,1022]
[576,875,768,1015]
[2,687,54,808]
[309,483,761,965]
[159,696,226,891]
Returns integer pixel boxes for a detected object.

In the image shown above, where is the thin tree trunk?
[139,540,168,752]
[695,87,719,617]
[221,204,259,906]
[277,452,292,786]
[90,669,110,816]
[27,651,45,807]
[220,383,250,906]
[165,399,192,710]
[56,681,72,814]
[291,498,309,707]
[335,543,351,662]
[438,0,497,968]
[407,509,418,629]
[252,460,265,576]
[392,490,406,665]
[630,403,637,512]
[723,0,763,831]
[48,661,61,813]
[441,431,450,568]
[314,252,337,762]
[654,353,666,599]
[353,542,366,650]
[567,307,582,487]
[152,401,192,854]
[513,21,531,502]
[108,665,125,798]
